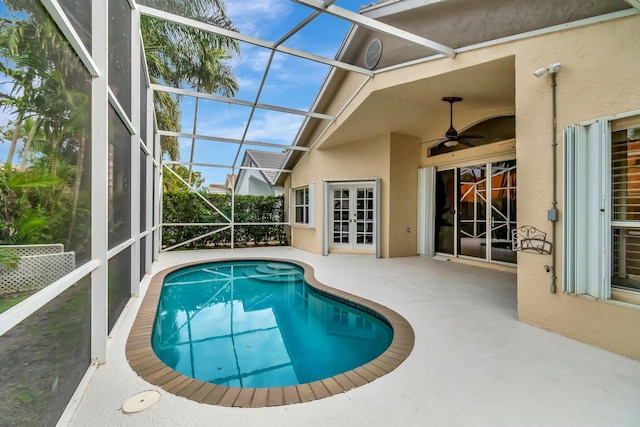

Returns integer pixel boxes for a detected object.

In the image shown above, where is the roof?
[276,0,632,181]
[244,150,287,186]
[207,183,229,194]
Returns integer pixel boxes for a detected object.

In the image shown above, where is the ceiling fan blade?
[458,139,475,147]
[458,134,484,139]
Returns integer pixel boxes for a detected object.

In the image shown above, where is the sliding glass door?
[459,164,488,259]
[434,160,516,264]
[435,169,455,254]
[489,161,517,263]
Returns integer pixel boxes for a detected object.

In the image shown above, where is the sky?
[178,0,369,186]
[0,0,371,187]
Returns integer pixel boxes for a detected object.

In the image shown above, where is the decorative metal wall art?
[511,225,552,255]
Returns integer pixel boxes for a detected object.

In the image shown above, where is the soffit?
[317,56,516,149]
[351,0,631,69]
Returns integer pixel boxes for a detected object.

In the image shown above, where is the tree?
[0,1,87,170]
[163,164,205,192]
[0,1,91,257]
[141,0,240,161]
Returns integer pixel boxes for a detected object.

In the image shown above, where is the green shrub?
[162,192,287,249]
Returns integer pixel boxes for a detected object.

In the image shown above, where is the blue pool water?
[152,260,393,388]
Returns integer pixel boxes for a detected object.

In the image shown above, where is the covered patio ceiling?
[131,0,639,186]
[315,56,516,149]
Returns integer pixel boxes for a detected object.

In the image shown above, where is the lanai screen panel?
[135,0,447,188]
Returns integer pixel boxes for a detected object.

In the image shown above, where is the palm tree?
[141,0,240,161]
[18,116,44,170]
[0,2,86,168]
[0,1,91,254]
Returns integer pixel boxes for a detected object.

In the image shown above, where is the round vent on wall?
[364,38,382,70]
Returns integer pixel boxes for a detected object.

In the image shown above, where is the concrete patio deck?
[66,247,640,426]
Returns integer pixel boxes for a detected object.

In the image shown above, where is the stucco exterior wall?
[389,133,421,257]
[514,15,640,359]
[290,134,391,256]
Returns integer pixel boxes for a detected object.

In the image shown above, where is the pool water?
[152,260,393,388]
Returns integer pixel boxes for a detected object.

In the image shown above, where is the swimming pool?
[152,260,393,388]
[126,258,414,407]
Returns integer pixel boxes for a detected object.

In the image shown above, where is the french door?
[329,183,376,251]
[434,160,516,264]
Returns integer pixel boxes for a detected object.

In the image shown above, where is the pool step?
[244,263,303,283]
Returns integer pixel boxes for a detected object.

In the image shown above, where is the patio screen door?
[329,183,376,251]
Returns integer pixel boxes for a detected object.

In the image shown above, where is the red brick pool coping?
[125,258,415,408]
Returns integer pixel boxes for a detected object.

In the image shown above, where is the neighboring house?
[235,149,286,196]
[207,183,228,194]
[225,173,237,191]
[278,0,640,360]
[207,175,236,194]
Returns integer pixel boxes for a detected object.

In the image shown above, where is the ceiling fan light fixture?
[427,96,485,151]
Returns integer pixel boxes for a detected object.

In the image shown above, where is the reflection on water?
[152,261,393,388]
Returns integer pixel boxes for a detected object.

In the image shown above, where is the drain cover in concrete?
[122,390,160,414]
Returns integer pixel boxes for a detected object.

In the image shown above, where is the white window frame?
[293,183,315,228]
[563,110,640,301]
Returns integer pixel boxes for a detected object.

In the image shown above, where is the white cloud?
[234,73,260,96]
[184,106,304,152]
[226,0,292,38]
[240,48,275,73]
[191,103,252,140]
[245,110,305,144]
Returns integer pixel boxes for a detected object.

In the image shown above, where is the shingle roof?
[245,150,287,185]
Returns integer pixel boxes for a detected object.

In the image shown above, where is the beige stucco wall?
[287,14,640,359]
[389,133,421,257]
[289,132,421,258]
[289,134,391,256]
[514,15,640,360]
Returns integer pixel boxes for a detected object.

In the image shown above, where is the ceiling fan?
[426,97,484,148]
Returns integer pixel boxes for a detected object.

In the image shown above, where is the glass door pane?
[489,160,517,263]
[332,187,350,244]
[435,169,455,254]
[458,164,487,259]
[355,187,374,245]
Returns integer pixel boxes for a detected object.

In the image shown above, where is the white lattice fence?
[0,245,75,295]
[4,244,65,257]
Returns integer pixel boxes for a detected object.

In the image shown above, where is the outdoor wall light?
[533,62,562,77]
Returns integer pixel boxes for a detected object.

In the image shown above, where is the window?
[564,114,640,299]
[293,184,314,227]
[295,187,309,223]
[611,119,640,292]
